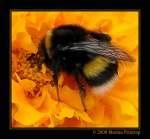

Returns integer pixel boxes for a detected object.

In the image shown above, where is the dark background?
[0,0,145,138]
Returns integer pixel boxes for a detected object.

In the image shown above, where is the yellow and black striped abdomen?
[83,56,118,86]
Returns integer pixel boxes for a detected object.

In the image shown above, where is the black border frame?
[0,0,145,137]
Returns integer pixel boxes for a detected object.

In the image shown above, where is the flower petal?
[19,79,36,92]
[13,32,37,53]
[12,80,28,105]
[13,104,47,126]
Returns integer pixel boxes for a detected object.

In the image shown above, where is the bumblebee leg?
[52,73,60,102]
[75,75,87,112]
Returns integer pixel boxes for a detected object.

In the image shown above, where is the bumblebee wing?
[69,38,135,62]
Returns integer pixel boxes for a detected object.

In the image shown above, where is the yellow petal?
[74,110,93,123]
[87,102,105,125]
[12,54,18,73]
[38,85,58,114]
[13,104,46,126]
[54,103,74,120]
[48,114,65,127]
[12,12,26,41]
[30,85,47,109]
[12,80,28,105]
[106,95,138,117]
[12,103,18,117]
[13,32,37,53]
[19,79,36,92]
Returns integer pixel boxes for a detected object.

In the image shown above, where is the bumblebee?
[32,24,135,111]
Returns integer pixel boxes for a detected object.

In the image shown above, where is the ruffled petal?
[12,12,139,127]
[13,103,47,126]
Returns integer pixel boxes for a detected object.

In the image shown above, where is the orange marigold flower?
[11,11,139,128]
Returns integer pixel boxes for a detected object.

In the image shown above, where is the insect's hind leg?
[75,74,87,112]
[52,73,61,102]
